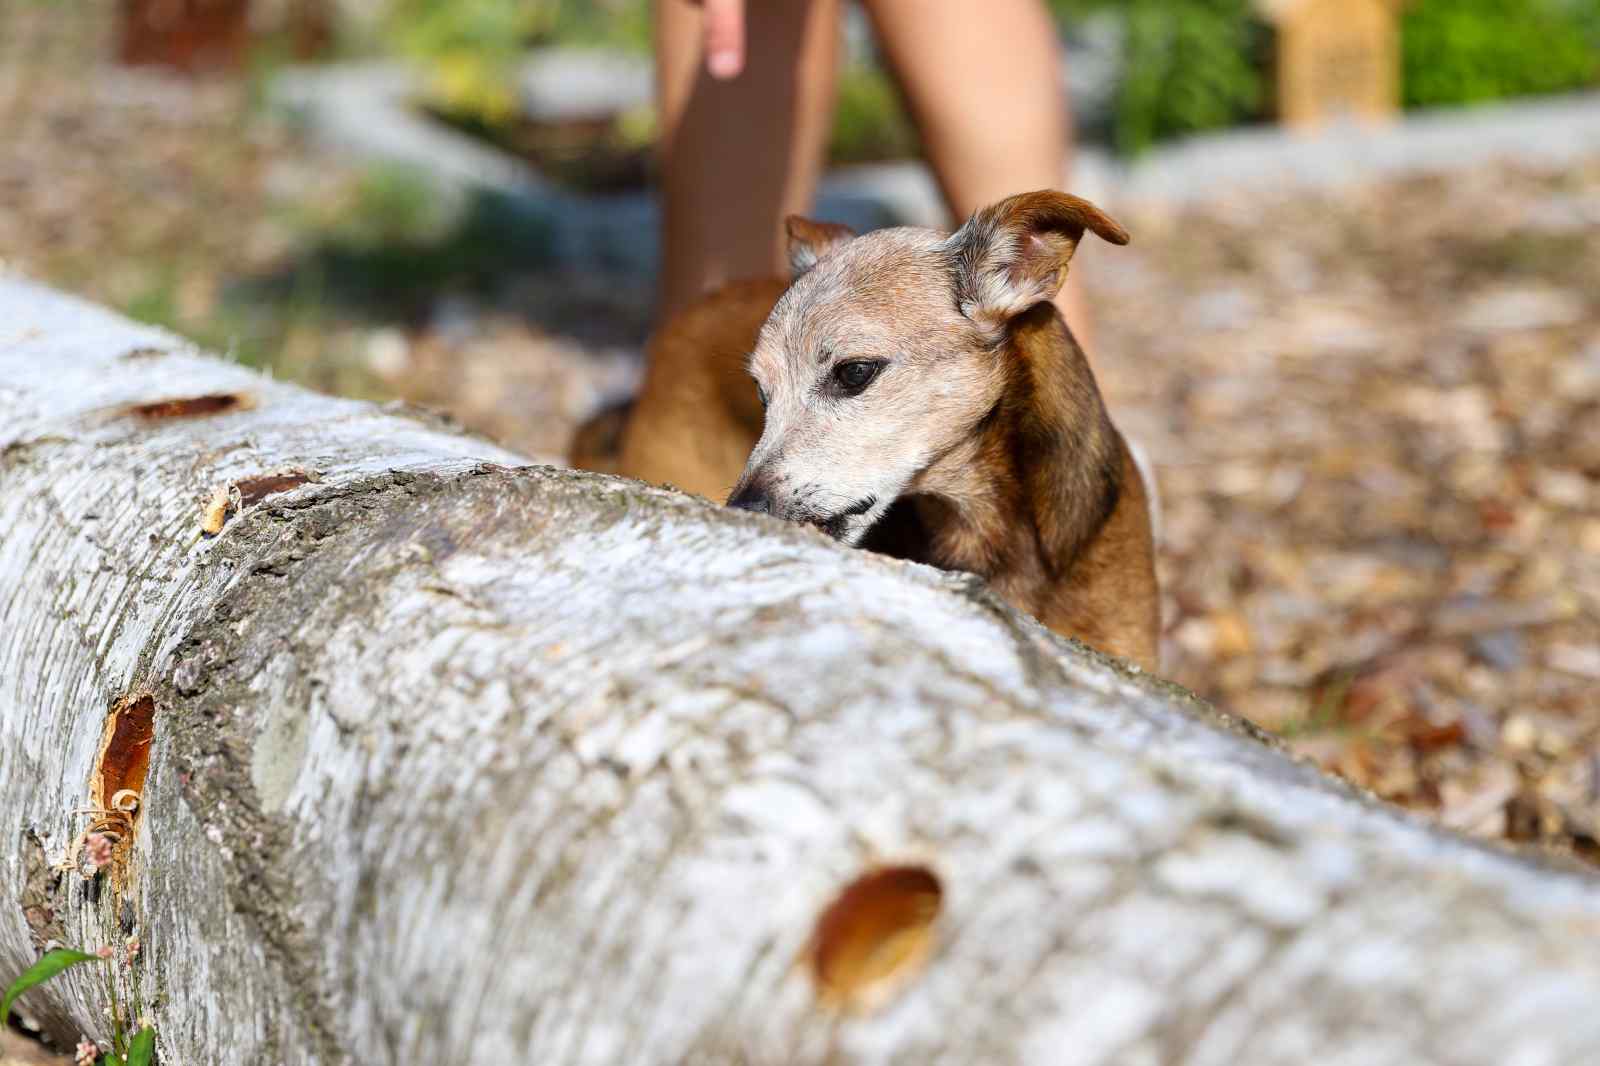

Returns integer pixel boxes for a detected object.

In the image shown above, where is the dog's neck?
[908,302,1124,580]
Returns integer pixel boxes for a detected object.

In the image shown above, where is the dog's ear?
[947,190,1129,338]
[786,216,857,278]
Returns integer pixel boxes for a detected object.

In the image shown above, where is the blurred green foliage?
[386,0,649,123]
[122,163,554,381]
[530,0,651,52]
[319,164,452,248]
[388,0,920,166]
[386,0,1600,159]
[1087,0,1268,156]
[829,66,921,165]
[262,164,553,313]
[1401,0,1600,108]
[386,0,538,122]
[1055,0,1600,155]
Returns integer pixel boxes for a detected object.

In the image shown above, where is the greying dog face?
[726,191,1129,545]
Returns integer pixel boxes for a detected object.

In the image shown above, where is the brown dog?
[573,191,1159,671]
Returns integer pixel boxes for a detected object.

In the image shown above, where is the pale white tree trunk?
[2,277,1600,1065]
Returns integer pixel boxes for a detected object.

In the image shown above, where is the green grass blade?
[1,948,100,1025]
[125,1026,156,1066]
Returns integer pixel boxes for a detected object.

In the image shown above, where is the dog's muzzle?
[818,495,877,540]
[727,483,772,515]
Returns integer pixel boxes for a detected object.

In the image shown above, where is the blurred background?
[2,0,1597,860]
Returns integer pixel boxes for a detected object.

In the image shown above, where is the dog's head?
[726,190,1129,544]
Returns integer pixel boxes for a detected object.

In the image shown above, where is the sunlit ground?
[3,53,1597,861]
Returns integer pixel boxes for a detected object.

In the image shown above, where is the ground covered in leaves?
[0,4,651,455]
[3,51,1597,862]
[1096,169,1600,858]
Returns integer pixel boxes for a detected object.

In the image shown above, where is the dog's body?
[600,278,788,498]
[573,191,1159,671]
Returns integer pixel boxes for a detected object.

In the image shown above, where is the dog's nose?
[726,483,772,515]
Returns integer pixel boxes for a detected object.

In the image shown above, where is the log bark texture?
[3,277,1600,1065]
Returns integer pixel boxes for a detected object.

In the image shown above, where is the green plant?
[1106,0,1268,156]
[828,66,921,166]
[3,947,155,1065]
[1401,0,1600,108]
[2,948,99,1024]
[531,0,651,52]
[121,1027,156,1066]
[386,0,652,125]
[325,165,453,250]
[386,0,545,124]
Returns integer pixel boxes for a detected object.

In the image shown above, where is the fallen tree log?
[2,277,1600,1066]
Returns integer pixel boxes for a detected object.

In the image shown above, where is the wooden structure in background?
[117,0,329,72]
[1257,0,1404,128]
[118,0,253,71]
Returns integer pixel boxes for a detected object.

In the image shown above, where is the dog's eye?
[754,382,769,408]
[833,360,883,394]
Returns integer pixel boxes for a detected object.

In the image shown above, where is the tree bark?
[3,276,1600,1065]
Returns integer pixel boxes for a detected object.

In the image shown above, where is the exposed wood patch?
[200,468,317,536]
[93,694,155,817]
[809,865,943,1012]
[51,694,162,896]
[235,469,314,505]
[126,391,254,421]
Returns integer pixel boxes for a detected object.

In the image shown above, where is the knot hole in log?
[125,392,253,421]
[809,865,942,1012]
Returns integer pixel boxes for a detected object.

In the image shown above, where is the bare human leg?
[655,0,842,316]
[861,0,1096,354]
